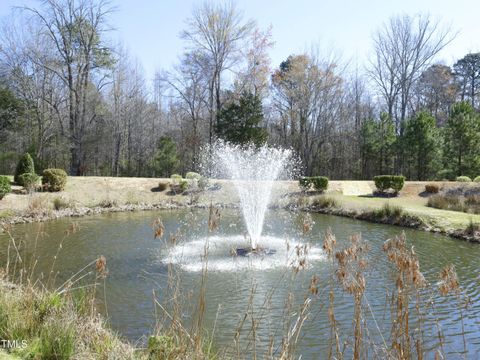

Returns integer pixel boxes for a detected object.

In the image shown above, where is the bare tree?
[234,26,274,99]
[24,0,114,175]
[181,1,254,145]
[159,51,208,169]
[368,14,454,131]
[414,64,456,125]
[271,53,344,175]
[453,53,480,108]
[0,14,66,166]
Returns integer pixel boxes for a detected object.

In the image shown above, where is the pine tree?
[401,112,440,180]
[14,153,35,184]
[443,102,480,177]
[216,92,267,146]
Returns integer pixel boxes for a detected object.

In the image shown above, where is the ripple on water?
[161,235,325,272]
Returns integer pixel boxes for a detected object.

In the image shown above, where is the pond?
[1,209,479,358]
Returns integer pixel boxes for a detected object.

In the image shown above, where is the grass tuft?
[310,195,339,209]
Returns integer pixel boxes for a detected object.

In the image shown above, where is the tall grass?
[428,186,480,214]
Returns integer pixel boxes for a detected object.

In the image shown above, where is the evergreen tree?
[443,102,480,177]
[359,113,396,178]
[377,113,397,175]
[152,136,179,178]
[216,92,267,146]
[0,86,24,132]
[401,112,440,180]
[14,152,35,184]
[360,118,378,179]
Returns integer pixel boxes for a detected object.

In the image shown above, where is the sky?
[1,0,480,83]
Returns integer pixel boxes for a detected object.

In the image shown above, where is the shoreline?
[290,204,480,243]
[2,194,479,244]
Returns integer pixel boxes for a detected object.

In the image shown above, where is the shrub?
[14,152,35,184]
[299,177,311,191]
[158,181,169,191]
[0,176,11,200]
[373,202,404,220]
[391,176,405,193]
[42,168,67,192]
[425,183,439,194]
[374,175,390,192]
[170,179,190,194]
[474,176,480,183]
[310,176,329,192]
[53,197,71,210]
[18,172,40,190]
[198,176,210,191]
[373,175,405,194]
[170,174,182,185]
[185,172,201,180]
[179,179,189,192]
[456,176,472,182]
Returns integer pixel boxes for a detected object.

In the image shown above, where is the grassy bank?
[0,176,479,242]
[0,279,136,359]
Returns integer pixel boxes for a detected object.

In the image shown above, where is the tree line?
[0,0,479,180]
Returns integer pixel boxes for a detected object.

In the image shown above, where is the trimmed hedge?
[456,176,472,182]
[373,175,405,194]
[14,153,35,184]
[0,176,11,199]
[299,177,311,191]
[310,177,328,191]
[474,176,480,183]
[42,168,67,192]
[298,176,329,192]
[18,173,40,190]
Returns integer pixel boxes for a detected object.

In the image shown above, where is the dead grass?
[428,185,480,214]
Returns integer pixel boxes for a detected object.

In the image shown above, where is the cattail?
[95,255,108,278]
[309,275,319,295]
[302,213,314,234]
[322,229,336,257]
[152,218,165,239]
[438,264,459,296]
[208,203,221,232]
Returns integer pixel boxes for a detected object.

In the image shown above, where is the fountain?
[162,141,325,271]
[208,141,293,255]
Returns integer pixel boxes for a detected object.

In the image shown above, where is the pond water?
[1,209,479,358]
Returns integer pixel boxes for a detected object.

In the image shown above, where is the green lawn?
[332,193,480,232]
